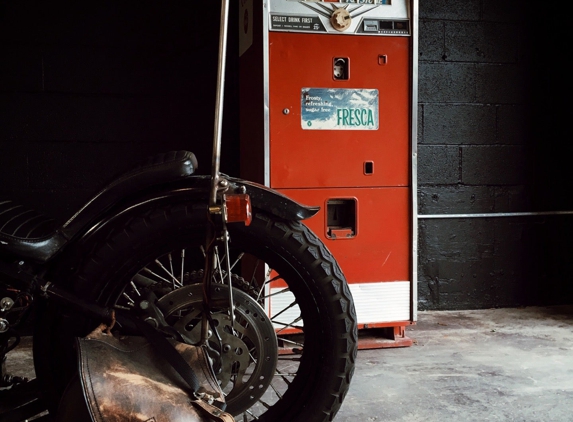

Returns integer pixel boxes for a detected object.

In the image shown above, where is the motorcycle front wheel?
[35,203,357,422]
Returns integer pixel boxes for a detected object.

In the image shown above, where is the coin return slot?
[327,199,356,239]
[364,20,379,32]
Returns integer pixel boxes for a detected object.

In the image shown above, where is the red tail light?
[225,194,252,226]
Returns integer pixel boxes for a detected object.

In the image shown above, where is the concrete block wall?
[0,1,571,309]
[417,0,573,309]
[0,1,240,219]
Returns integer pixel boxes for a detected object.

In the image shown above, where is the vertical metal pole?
[262,0,271,187]
[210,0,231,207]
[202,0,231,345]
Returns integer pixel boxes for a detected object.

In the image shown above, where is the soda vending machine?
[239,0,418,347]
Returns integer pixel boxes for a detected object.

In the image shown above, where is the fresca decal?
[301,88,379,130]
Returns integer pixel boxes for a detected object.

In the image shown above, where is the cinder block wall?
[417,0,573,309]
[1,1,571,309]
[0,1,239,219]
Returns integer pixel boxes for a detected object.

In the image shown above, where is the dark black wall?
[1,1,571,309]
[0,1,239,220]
[417,0,573,309]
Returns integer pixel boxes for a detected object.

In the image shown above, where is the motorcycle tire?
[35,202,357,422]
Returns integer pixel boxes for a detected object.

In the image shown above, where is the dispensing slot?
[327,199,357,239]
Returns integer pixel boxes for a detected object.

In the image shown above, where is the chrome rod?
[210,0,231,207]
[222,228,236,332]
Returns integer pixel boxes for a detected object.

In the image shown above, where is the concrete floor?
[337,306,573,422]
[4,306,573,421]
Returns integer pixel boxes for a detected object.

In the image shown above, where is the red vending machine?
[240,0,418,347]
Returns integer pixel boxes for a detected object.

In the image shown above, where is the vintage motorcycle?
[0,1,357,421]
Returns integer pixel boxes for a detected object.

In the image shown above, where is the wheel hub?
[157,283,278,415]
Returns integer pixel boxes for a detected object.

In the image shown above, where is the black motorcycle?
[0,1,357,421]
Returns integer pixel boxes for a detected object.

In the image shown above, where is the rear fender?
[227,177,319,221]
[67,175,319,250]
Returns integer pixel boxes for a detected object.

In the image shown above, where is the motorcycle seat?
[0,150,198,263]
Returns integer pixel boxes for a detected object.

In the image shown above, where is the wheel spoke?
[213,247,226,284]
[142,266,176,287]
[154,259,183,288]
[180,248,185,284]
[261,286,290,300]
[168,253,174,280]
[273,316,303,333]
[229,252,244,272]
[249,259,261,290]
[270,300,297,320]
[130,281,141,296]
[276,336,304,348]
[277,356,301,362]
[256,274,283,301]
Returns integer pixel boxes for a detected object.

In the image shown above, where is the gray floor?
[336,306,573,422]
[5,306,573,421]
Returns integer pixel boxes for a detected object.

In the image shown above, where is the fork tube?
[222,228,236,331]
[209,0,230,207]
